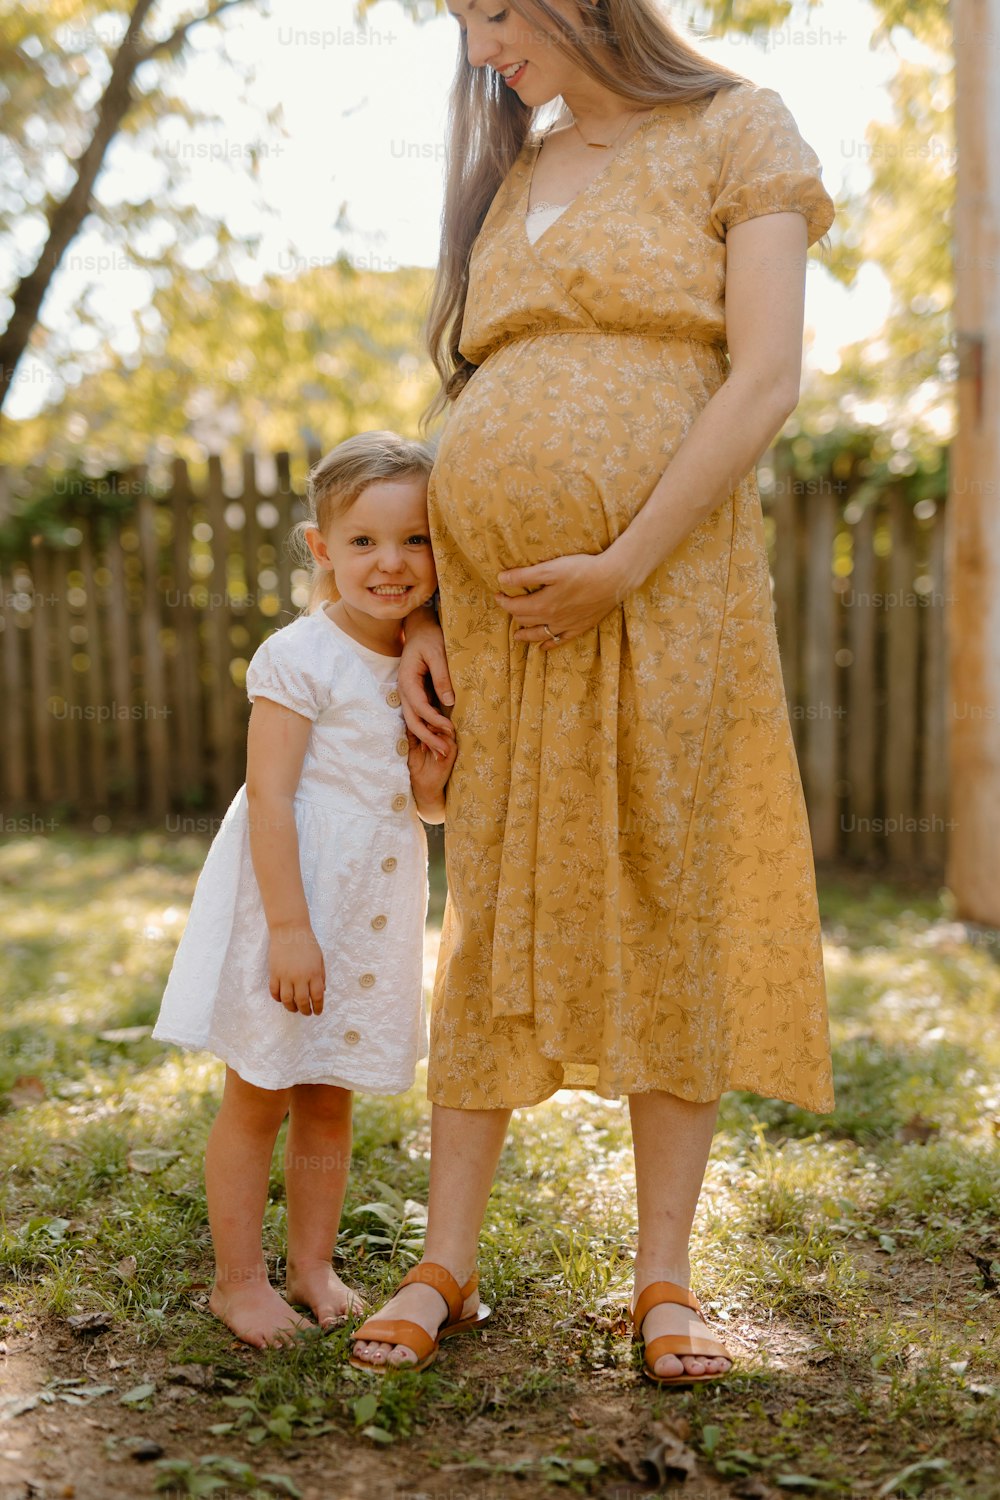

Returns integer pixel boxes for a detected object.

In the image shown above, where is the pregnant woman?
[351,0,836,1384]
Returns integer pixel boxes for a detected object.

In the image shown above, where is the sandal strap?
[399,1261,475,1327]
[645,1332,732,1368]
[632,1280,703,1336]
[349,1316,436,1364]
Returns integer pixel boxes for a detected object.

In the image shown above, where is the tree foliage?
[0,0,274,418]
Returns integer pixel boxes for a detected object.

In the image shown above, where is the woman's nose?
[465,26,501,69]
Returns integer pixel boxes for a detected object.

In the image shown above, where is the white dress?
[152,609,429,1094]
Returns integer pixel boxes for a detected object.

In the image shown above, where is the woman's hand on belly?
[494,550,628,650]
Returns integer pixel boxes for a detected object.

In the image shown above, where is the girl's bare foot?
[285,1261,367,1329]
[351,1280,479,1368]
[209,1279,314,1349]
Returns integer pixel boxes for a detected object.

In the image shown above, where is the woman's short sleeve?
[708,83,835,247]
[245,619,332,721]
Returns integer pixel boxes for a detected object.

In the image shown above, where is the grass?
[1,833,999,1500]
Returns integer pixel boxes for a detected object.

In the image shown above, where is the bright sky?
[8,0,913,420]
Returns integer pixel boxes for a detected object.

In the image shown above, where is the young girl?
[153,431,454,1349]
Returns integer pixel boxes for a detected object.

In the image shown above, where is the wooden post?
[949,0,1000,922]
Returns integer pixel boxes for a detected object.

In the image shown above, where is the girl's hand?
[399,610,456,755]
[268,923,326,1016]
[407,725,458,822]
[494,550,628,650]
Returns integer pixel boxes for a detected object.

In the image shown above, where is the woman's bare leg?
[205,1068,311,1348]
[351,1102,511,1367]
[284,1083,366,1327]
[629,1089,731,1379]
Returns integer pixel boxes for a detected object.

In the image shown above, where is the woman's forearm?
[246,790,311,932]
[606,366,798,595]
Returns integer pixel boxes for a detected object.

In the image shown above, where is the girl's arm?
[245,696,325,1016]
[492,211,810,645]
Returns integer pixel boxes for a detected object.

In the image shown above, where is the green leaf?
[362,1424,395,1445]
[701,1425,722,1456]
[260,1476,304,1499]
[120,1383,156,1405]
[352,1392,378,1425]
[876,1458,951,1498]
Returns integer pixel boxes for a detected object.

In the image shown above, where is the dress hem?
[152,1030,423,1097]
[426,1070,835,1115]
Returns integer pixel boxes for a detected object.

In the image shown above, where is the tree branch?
[0,0,258,418]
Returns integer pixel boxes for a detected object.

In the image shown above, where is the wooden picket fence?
[0,447,949,869]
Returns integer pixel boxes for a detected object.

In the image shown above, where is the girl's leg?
[352,1102,511,1367]
[629,1090,731,1379]
[205,1067,308,1348]
[283,1084,365,1326]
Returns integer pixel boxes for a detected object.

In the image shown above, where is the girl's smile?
[305,476,437,654]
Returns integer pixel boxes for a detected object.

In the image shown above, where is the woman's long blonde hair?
[422,0,745,428]
[294,430,435,610]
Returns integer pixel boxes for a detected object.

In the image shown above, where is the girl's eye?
[488,9,509,21]
[350,536,373,547]
[407,534,431,546]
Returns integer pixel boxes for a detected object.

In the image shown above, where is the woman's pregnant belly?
[429,330,728,591]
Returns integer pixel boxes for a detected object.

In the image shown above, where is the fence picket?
[845,502,877,861]
[885,490,919,864]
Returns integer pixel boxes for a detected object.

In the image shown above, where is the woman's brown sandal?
[632,1280,734,1386]
[348,1261,491,1374]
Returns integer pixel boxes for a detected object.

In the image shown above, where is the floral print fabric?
[425,83,837,1112]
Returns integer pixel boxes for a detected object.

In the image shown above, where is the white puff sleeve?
[246,618,332,721]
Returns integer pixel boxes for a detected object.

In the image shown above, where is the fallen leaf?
[616,1421,699,1486]
[66,1312,113,1336]
[166,1363,215,1389]
[125,1438,163,1462]
[968,1252,999,1292]
[7,1076,46,1109]
[126,1148,178,1175]
[119,1383,156,1406]
[113,1256,137,1282]
[897,1114,941,1145]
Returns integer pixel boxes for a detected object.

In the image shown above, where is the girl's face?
[307,477,437,620]
[446,0,596,106]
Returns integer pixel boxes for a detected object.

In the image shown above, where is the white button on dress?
[152,609,429,1095]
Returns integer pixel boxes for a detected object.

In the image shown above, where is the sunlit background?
[3,0,949,425]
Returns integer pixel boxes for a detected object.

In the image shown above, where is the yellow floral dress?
[425,82,837,1112]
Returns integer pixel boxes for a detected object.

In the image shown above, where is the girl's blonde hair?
[421,0,745,428]
[294,430,436,611]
